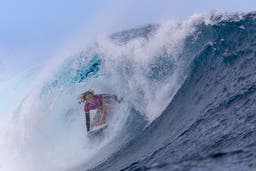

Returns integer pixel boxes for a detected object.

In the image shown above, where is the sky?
[0,0,255,81]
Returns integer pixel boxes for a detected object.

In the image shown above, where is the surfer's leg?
[85,112,90,132]
[92,116,101,127]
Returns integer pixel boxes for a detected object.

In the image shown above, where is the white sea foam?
[0,13,224,171]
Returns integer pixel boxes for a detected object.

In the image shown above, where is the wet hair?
[84,90,94,97]
[78,90,94,103]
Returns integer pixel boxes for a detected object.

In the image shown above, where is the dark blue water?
[88,12,256,171]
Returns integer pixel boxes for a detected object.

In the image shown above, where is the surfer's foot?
[100,119,106,125]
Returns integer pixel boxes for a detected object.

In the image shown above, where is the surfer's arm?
[100,105,107,124]
[102,94,122,103]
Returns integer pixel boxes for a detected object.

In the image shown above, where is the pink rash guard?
[84,94,104,113]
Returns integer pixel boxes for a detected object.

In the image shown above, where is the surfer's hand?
[117,97,123,103]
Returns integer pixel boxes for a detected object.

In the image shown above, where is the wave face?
[1,12,256,171]
[90,12,256,171]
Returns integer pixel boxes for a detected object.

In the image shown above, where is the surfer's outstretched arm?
[103,94,122,103]
[85,112,90,132]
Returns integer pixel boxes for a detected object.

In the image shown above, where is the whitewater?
[1,11,256,171]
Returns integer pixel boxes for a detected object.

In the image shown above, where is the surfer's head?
[78,90,94,103]
[84,90,94,103]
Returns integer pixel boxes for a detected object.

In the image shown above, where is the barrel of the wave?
[77,90,122,137]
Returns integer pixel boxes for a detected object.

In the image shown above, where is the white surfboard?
[88,124,108,136]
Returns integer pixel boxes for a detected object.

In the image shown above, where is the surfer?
[78,90,122,132]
